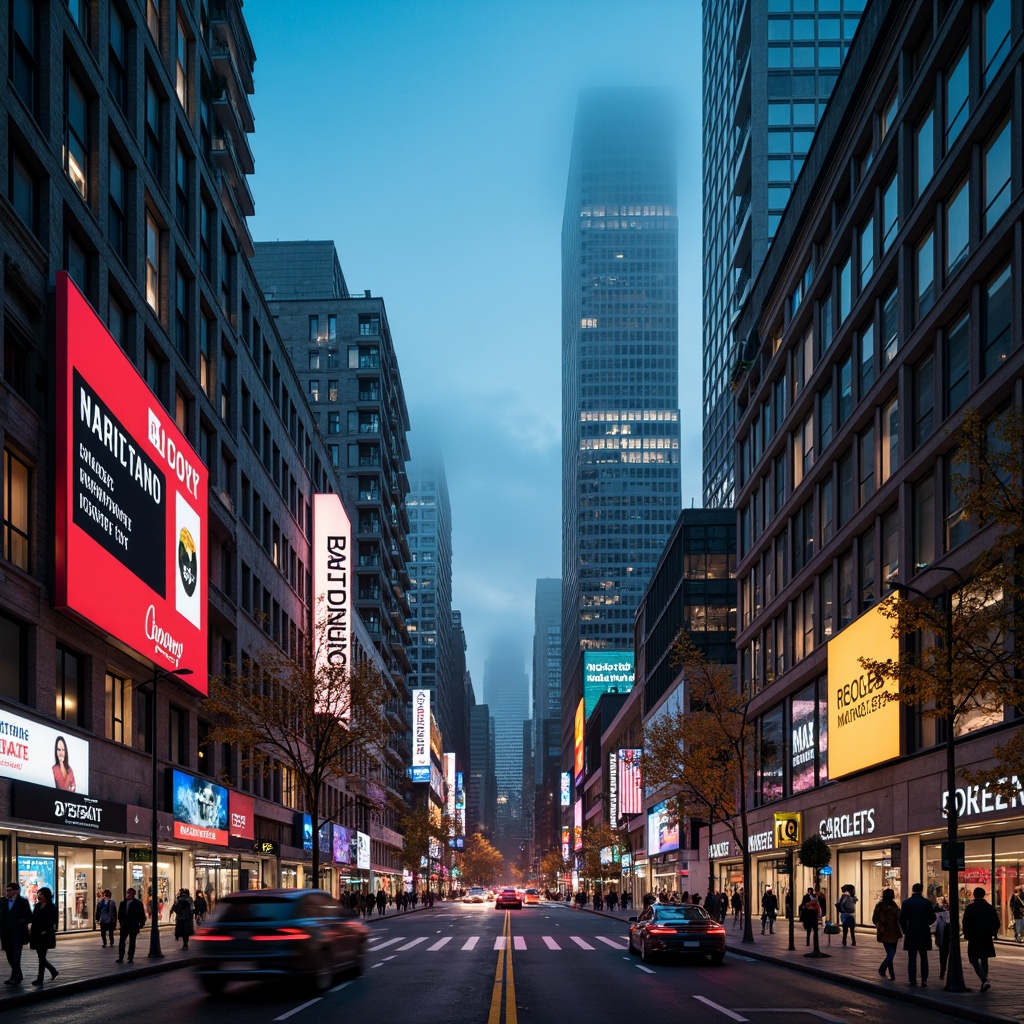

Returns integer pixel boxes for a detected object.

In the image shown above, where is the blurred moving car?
[495,887,523,909]
[523,888,540,905]
[192,889,367,995]
[463,887,486,904]
[627,904,726,965]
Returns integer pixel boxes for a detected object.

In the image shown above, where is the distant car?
[464,887,486,904]
[523,888,540,905]
[628,904,726,965]
[495,887,523,909]
[192,889,367,995]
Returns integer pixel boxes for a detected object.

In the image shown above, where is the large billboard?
[573,698,585,784]
[55,273,207,690]
[0,708,91,795]
[647,800,680,856]
[313,493,352,714]
[827,597,900,779]
[444,753,456,819]
[171,769,228,845]
[617,748,643,816]
[412,689,430,782]
[583,651,634,714]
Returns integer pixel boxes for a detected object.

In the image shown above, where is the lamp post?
[146,666,193,960]
[893,564,969,992]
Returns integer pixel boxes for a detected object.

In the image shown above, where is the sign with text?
[228,791,255,840]
[773,811,802,848]
[313,492,352,715]
[55,273,207,690]
[12,780,126,833]
[412,689,431,775]
[582,651,634,714]
[332,823,353,865]
[0,708,91,795]
[171,769,228,845]
[647,800,679,856]
[617,748,643,815]
[356,830,370,871]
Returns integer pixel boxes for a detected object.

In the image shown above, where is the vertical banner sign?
[444,753,456,819]
[573,699,585,784]
[617,748,643,815]
[313,493,352,716]
[561,826,570,862]
[608,750,618,829]
[55,273,207,691]
[560,771,571,807]
[411,689,430,782]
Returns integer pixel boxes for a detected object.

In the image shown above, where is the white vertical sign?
[313,493,352,715]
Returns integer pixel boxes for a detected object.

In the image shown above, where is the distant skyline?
[245,0,704,694]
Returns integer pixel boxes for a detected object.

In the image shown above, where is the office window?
[945,312,970,414]
[67,0,91,40]
[327,412,341,434]
[219,346,231,421]
[820,567,834,640]
[108,147,127,261]
[881,396,898,483]
[175,143,189,230]
[913,354,934,449]
[915,108,934,199]
[146,0,159,42]
[328,379,339,402]
[945,456,971,550]
[838,449,853,527]
[308,379,320,402]
[9,150,39,236]
[820,477,834,544]
[146,212,160,313]
[839,255,851,324]
[859,217,874,288]
[914,474,936,571]
[108,292,127,349]
[819,292,833,355]
[65,71,90,201]
[65,228,91,298]
[3,448,31,571]
[144,344,162,395]
[881,172,898,252]
[983,121,1011,233]
[328,315,337,341]
[56,645,85,726]
[882,287,898,366]
[199,199,212,278]
[840,550,854,628]
[982,265,1012,378]
[859,325,874,397]
[859,426,875,504]
[175,16,189,111]
[882,507,899,589]
[0,610,29,703]
[983,0,1011,87]
[105,672,133,744]
[174,268,189,357]
[915,230,934,323]
[309,316,319,343]
[945,47,970,149]
[200,315,211,395]
[145,77,162,177]
[860,527,875,609]
[946,178,970,275]
[12,0,40,117]
[108,4,127,111]
[820,384,833,451]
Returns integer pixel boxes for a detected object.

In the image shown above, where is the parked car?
[495,887,523,909]
[523,888,540,905]
[463,887,486,904]
[627,904,726,965]
[192,889,367,995]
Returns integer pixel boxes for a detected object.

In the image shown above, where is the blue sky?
[245,0,704,696]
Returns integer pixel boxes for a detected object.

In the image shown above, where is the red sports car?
[495,888,522,909]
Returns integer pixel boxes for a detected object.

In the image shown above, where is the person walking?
[704,889,720,920]
[0,882,32,985]
[731,889,743,929]
[606,890,618,912]
[193,892,208,927]
[115,887,147,963]
[376,889,386,916]
[96,889,117,948]
[800,888,820,947]
[934,896,950,979]
[961,887,1000,992]
[872,887,902,980]
[28,886,58,986]
[170,889,195,950]
[899,882,936,986]
[761,885,778,934]
[838,884,859,946]
[1009,886,1024,943]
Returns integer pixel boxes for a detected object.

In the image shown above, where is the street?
[1,903,985,1024]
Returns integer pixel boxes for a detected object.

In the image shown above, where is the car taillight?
[251,928,310,941]
[708,926,726,935]
[647,927,678,935]
[192,934,233,942]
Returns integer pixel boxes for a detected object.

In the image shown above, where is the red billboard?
[55,273,207,691]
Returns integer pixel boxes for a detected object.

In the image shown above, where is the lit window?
[3,448,30,570]
[146,212,160,313]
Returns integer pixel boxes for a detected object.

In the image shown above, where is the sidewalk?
[0,902,434,1010]
[579,903,1021,1024]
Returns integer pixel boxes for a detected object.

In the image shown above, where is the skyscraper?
[701,0,864,508]
[561,88,681,781]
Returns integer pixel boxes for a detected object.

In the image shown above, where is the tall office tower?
[449,610,471,776]
[407,448,458,761]
[701,0,864,508]
[561,89,681,783]
[483,636,529,853]
[251,243,413,694]
[468,701,495,839]
[532,578,562,728]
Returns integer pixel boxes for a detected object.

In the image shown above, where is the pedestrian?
[760,885,778,935]
[934,897,950,979]
[376,889,386,916]
[96,889,117,947]
[961,886,1000,992]
[0,881,32,985]
[606,890,618,911]
[194,891,208,927]
[899,882,936,986]
[116,887,147,963]
[593,891,602,911]
[170,888,195,950]
[732,889,743,929]
[1009,886,1024,943]
[28,886,58,986]
[837,884,858,946]
[872,887,902,981]
[704,889,719,920]
[800,888,820,947]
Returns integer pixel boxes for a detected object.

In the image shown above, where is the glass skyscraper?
[560,88,681,768]
[702,0,865,508]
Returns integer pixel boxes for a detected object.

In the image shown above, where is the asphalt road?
[1,902,982,1024]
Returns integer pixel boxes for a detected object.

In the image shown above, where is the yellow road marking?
[486,911,517,1024]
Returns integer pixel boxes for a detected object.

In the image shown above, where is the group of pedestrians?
[0,881,57,987]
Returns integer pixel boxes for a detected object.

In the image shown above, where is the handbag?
[823,921,841,935]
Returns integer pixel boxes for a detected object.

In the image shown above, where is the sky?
[245,0,705,698]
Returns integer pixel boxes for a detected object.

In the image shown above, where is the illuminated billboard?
[444,753,456,818]
[313,493,352,714]
[647,800,679,856]
[0,708,91,795]
[228,792,255,840]
[583,651,634,713]
[560,772,571,807]
[573,798,583,852]
[617,748,643,816]
[55,273,207,691]
[412,689,430,782]
[356,830,370,870]
[171,769,228,845]
[332,823,353,864]
[827,597,900,779]
[574,699,585,784]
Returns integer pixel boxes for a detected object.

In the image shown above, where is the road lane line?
[328,981,353,994]
[463,936,480,950]
[494,936,507,950]
[372,937,405,950]
[513,935,527,950]
[636,965,655,974]
[274,999,322,1020]
[505,912,517,1024]
[570,936,595,949]
[693,996,749,1021]
[542,936,561,950]
[397,937,428,951]
[735,1013,845,1023]
[597,936,627,948]
[428,937,452,951]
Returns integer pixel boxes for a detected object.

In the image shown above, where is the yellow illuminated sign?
[574,698,585,782]
[774,812,801,848]
[827,597,900,779]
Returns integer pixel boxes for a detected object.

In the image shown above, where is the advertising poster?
[0,708,91,795]
[356,831,370,871]
[582,651,635,714]
[228,791,255,840]
[332,823,352,865]
[573,699,585,784]
[573,798,583,852]
[171,769,228,845]
[18,856,55,907]
[617,748,643,815]
[647,800,680,856]
[411,689,430,781]
[312,493,352,707]
[560,771,571,807]
[55,273,207,690]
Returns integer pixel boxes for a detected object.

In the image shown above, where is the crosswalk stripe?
[397,937,428,951]
[494,936,507,950]
[570,936,595,950]
[513,936,527,950]
[428,937,452,951]
[372,938,404,950]
[542,936,561,950]
[462,936,479,950]
[597,936,627,948]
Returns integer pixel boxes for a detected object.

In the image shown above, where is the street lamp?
[145,665,193,960]
[892,563,969,993]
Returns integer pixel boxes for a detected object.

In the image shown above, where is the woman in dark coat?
[170,889,195,950]
[962,887,1000,991]
[29,887,59,985]
[872,887,902,980]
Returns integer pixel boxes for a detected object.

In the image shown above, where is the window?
[880,90,898,142]
[0,610,28,703]
[859,324,874,396]
[915,230,934,323]
[840,550,854,627]
[219,346,231,421]
[175,143,189,230]
[145,77,162,177]
[821,567,834,640]
[328,379,338,402]
[65,228,91,297]
[309,316,319,343]
[108,292,127,349]
[146,212,160,313]
[327,315,337,342]
[9,150,39,235]
[174,269,189,356]
[200,315,211,395]
[881,396,898,483]
[105,672,133,744]
[838,449,853,526]
[308,379,320,402]
[839,255,851,324]
[108,147,127,261]
[945,312,970,414]
[819,292,833,355]
[915,108,934,199]
[860,527,875,609]
[982,265,1012,377]
[820,476,834,544]
[65,70,90,201]
[169,705,187,765]
[882,287,898,366]
[945,456,971,550]
[859,426,875,504]
[144,343,162,395]
[108,4,127,111]
[983,0,1011,87]
[914,474,936,571]
[882,507,899,589]
[3,448,30,570]
[199,199,212,278]
[913,354,934,449]
[197,720,212,774]
[146,0,159,42]
[11,0,40,117]
[946,178,970,275]
[820,384,833,451]
[56,645,85,726]
[327,411,341,434]
[983,121,1011,232]
[945,48,970,149]
[175,16,189,111]
[859,217,874,288]
[881,172,898,252]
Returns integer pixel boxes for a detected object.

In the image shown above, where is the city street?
[1,902,1006,1024]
